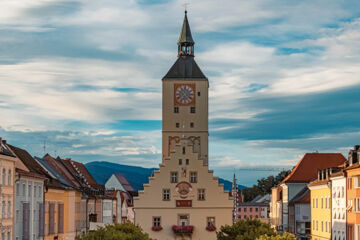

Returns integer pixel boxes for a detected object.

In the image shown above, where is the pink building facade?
[237,202,269,221]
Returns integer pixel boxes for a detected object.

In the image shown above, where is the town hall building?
[133,11,233,240]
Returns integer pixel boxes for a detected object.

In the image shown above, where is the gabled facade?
[105,174,134,223]
[134,11,232,240]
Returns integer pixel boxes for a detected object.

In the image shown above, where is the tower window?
[197,92,200,96]
[170,172,178,183]
[190,107,195,113]
[190,122,194,128]
[162,189,170,201]
[176,123,180,128]
[182,147,186,155]
[190,172,197,183]
[186,159,189,165]
[174,107,179,113]
[179,159,182,165]
[198,189,206,201]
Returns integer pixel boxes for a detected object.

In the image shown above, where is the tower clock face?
[174,84,195,105]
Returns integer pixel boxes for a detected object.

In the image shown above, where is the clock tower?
[134,11,233,240]
[162,10,209,165]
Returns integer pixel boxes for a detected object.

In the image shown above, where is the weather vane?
[182,3,190,11]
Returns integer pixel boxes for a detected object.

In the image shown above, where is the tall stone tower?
[134,11,233,240]
[162,10,209,166]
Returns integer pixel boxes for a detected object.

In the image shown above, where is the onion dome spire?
[178,10,194,56]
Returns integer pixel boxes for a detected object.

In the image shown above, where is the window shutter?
[58,204,64,233]
[22,202,30,240]
[39,203,45,237]
[49,203,55,234]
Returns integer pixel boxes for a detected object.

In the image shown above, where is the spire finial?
[177,5,194,56]
[182,3,189,12]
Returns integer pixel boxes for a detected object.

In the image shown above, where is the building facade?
[345,145,360,240]
[288,187,311,238]
[134,11,233,240]
[308,168,336,240]
[9,145,46,240]
[0,139,16,240]
[330,170,346,240]
[270,153,347,233]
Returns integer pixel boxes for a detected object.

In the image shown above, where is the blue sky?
[1,0,360,186]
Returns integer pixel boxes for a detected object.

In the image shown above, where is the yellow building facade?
[44,188,82,240]
[309,179,332,240]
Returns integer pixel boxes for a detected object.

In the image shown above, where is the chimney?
[349,146,359,166]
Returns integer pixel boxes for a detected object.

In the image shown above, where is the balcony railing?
[172,225,194,234]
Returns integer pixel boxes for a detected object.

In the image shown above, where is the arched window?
[2,201,5,218]
[8,170,11,186]
[2,169,5,185]
[7,201,11,218]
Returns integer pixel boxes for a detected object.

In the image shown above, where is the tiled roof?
[281,153,346,184]
[289,187,310,204]
[345,162,360,171]
[115,174,134,193]
[68,159,103,189]
[330,170,346,178]
[43,154,82,189]
[308,179,330,187]
[0,140,15,157]
[9,144,49,178]
[15,168,46,179]
[35,156,71,187]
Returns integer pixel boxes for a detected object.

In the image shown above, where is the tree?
[76,222,153,240]
[217,219,276,240]
[256,232,296,240]
[241,170,291,202]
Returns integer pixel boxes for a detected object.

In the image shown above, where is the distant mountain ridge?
[85,161,247,192]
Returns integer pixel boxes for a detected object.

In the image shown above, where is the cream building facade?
[0,139,16,240]
[134,11,233,240]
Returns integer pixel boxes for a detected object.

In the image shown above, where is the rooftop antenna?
[43,140,46,155]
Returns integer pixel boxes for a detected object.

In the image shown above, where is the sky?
[1,0,360,186]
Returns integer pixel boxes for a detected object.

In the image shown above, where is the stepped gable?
[281,153,346,183]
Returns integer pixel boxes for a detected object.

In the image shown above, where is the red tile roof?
[43,154,82,189]
[68,159,103,189]
[9,144,49,179]
[308,179,330,187]
[281,153,346,184]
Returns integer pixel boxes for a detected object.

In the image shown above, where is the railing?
[172,225,194,234]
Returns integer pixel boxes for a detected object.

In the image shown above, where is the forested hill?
[85,161,247,192]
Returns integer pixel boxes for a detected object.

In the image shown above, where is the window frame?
[162,189,170,201]
[170,172,178,183]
